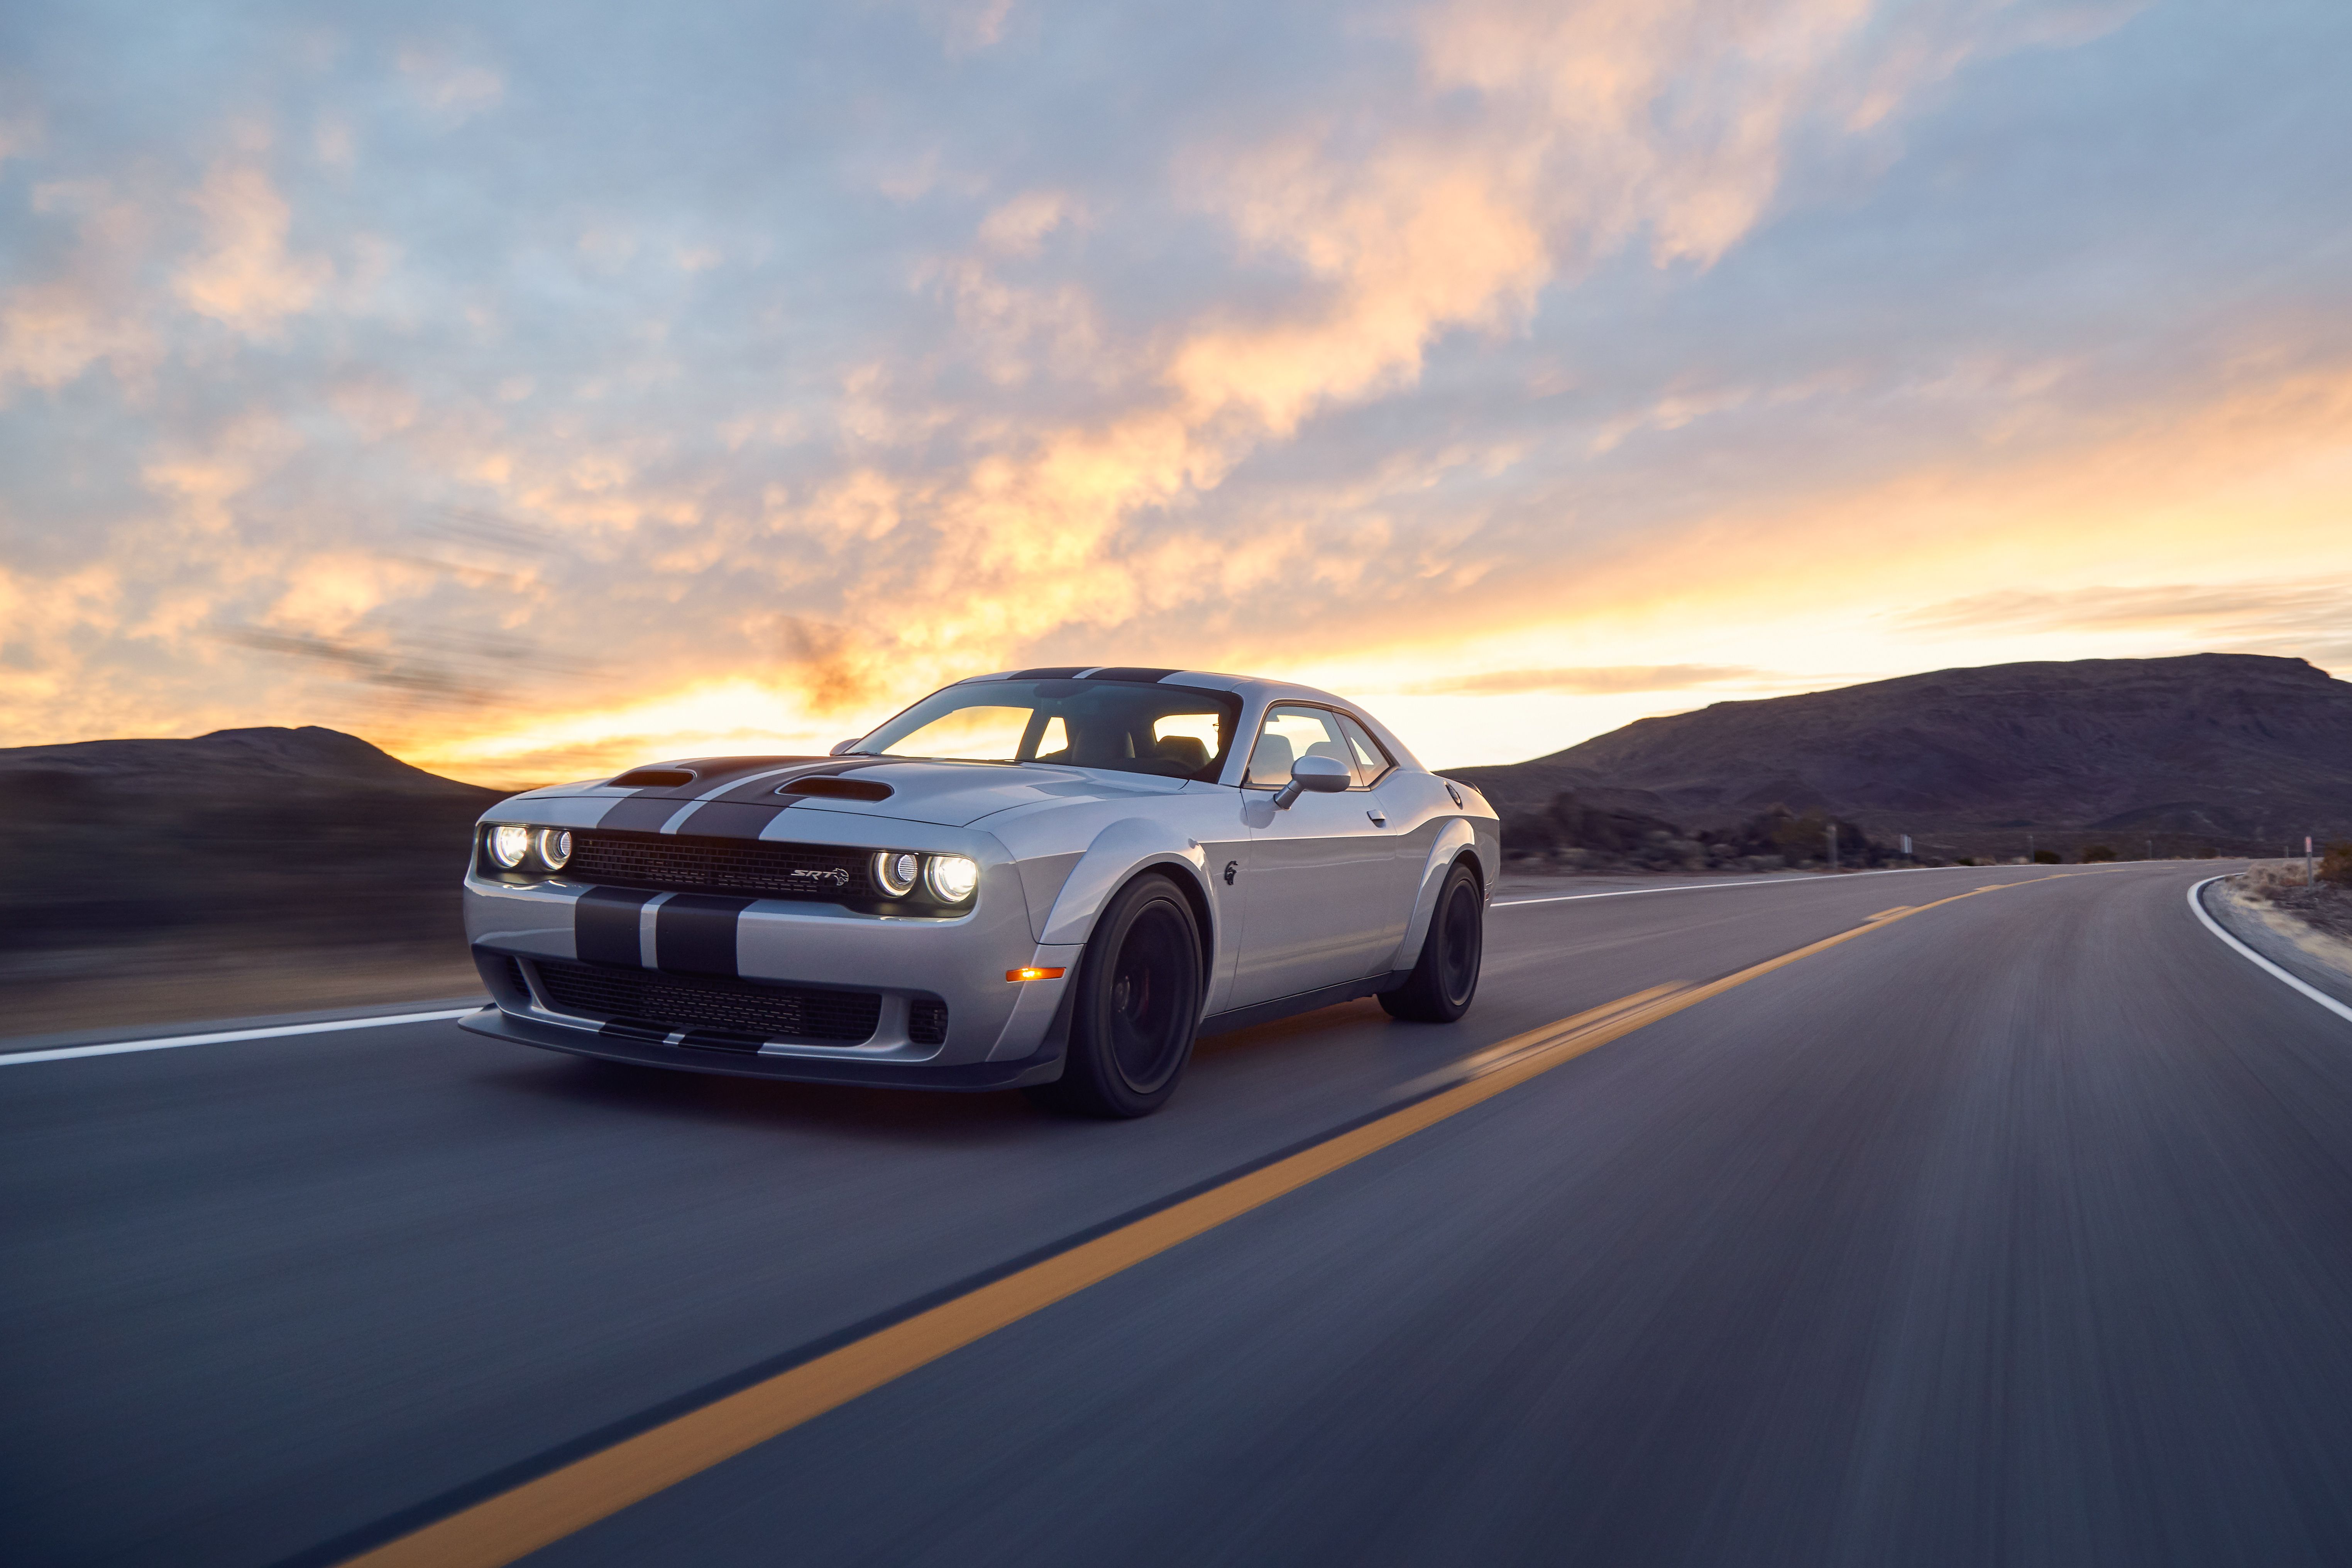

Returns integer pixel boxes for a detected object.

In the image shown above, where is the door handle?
[1366,810,1388,827]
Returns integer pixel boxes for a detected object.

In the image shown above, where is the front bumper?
[458,1004,1069,1091]
[463,851,1081,1075]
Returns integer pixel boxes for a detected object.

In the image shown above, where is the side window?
[1337,714,1393,785]
[1246,705,1358,788]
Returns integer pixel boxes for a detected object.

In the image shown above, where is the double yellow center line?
[341,868,2110,1567]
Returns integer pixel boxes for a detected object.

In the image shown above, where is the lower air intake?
[530,959,882,1043]
[908,998,949,1046]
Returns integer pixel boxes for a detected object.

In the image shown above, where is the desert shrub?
[2322,841,2352,886]
[1707,805,1888,866]
[2245,862,2303,897]
[2081,844,2118,862]
[2032,849,2061,864]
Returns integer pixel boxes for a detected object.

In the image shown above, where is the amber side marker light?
[1006,967,1068,982]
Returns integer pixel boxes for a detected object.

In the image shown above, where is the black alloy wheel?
[1029,873,1204,1118]
[1379,859,1484,1022]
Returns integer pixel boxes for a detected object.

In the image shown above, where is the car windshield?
[856,679,1243,781]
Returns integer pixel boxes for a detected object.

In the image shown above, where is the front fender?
[1038,817,1215,950]
[1388,817,1483,971]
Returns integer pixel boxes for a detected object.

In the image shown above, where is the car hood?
[522,755,1191,830]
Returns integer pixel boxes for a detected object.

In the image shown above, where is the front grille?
[909,998,949,1045]
[567,832,872,902]
[530,958,882,1042]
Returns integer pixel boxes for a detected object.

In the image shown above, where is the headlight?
[488,824,531,868]
[924,854,979,903]
[535,828,573,870]
[873,850,920,898]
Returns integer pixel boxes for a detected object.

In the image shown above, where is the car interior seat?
[1250,733,1295,785]
[1154,734,1210,771]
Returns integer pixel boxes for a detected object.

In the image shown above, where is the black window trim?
[1335,709,1399,787]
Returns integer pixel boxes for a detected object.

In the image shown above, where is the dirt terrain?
[2225,861,2352,989]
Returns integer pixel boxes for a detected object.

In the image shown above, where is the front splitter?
[457,1005,1068,1091]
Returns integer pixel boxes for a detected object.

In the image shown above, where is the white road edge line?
[2188,875,2352,1026]
[0,1006,485,1067]
[1496,861,2060,909]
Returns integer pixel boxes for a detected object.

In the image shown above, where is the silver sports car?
[460,668,1499,1116]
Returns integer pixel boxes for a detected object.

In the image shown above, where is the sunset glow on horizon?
[3,1,2346,789]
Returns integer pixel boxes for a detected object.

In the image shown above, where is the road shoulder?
[2202,874,2352,1012]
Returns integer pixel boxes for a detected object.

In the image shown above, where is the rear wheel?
[1380,860,1483,1022]
[1028,873,1204,1118]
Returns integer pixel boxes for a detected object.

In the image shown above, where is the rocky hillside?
[1452,654,2352,860]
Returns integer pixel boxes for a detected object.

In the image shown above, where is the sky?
[1,0,2347,787]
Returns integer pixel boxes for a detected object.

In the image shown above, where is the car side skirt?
[1197,971,1411,1038]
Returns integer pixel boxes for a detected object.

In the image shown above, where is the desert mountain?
[0,724,494,798]
[1450,654,2352,856]
[0,727,501,957]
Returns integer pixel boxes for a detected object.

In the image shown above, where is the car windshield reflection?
[857,679,1241,781]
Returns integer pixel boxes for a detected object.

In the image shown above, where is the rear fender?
[1389,818,1482,970]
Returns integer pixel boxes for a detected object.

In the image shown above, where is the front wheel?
[1027,873,1204,1118]
[1380,860,1483,1022]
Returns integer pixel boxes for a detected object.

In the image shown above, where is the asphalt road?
[10,860,2352,1567]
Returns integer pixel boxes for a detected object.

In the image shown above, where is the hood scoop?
[609,766,697,789]
[777,776,894,803]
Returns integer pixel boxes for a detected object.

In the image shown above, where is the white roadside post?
[2309,835,2316,887]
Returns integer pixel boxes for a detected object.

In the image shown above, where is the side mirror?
[1273,754,1351,809]
[829,738,863,757]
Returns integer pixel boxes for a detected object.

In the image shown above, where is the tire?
[1027,873,1205,1118]
[1379,859,1483,1022]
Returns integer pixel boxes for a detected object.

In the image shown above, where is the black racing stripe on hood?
[597,794,691,833]
[665,759,890,836]
[628,756,824,795]
[595,758,838,833]
[668,800,784,840]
